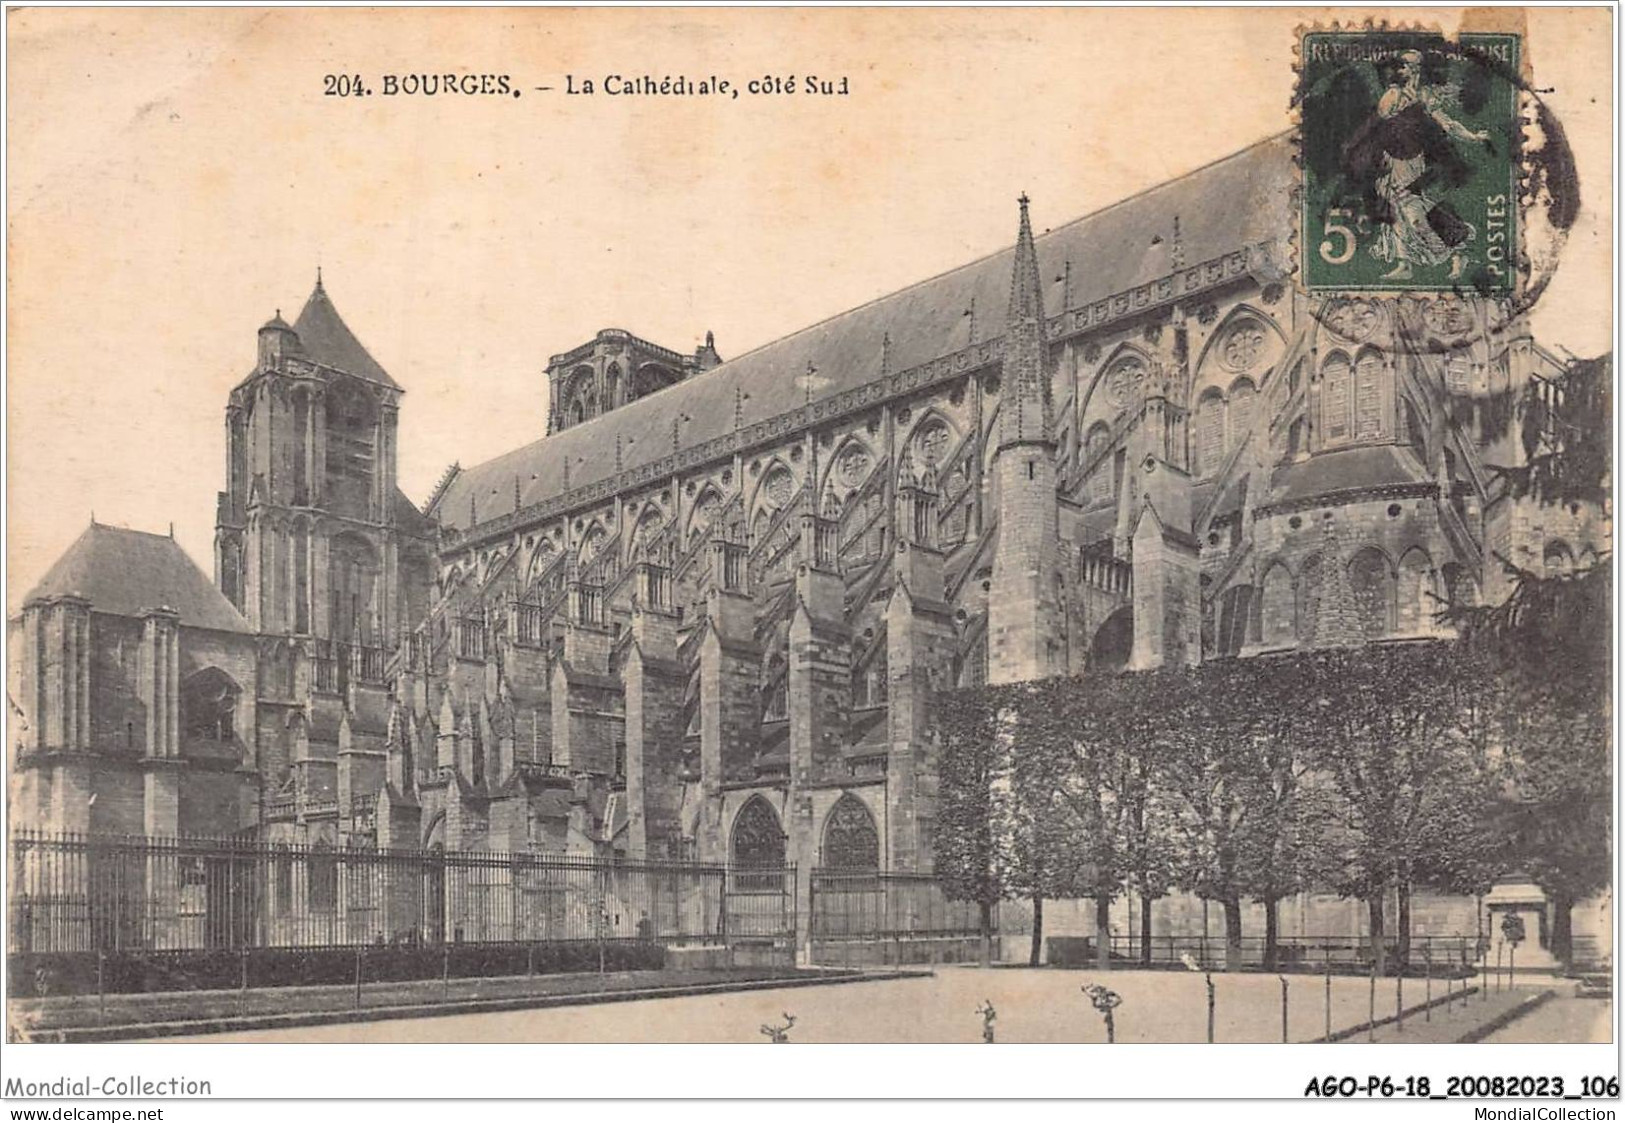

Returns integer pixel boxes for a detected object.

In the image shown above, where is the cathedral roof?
[24,522,253,633]
[1267,445,1429,508]
[293,278,399,390]
[432,133,1296,531]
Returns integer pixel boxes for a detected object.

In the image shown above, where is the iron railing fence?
[8,830,797,955]
[722,866,797,942]
[809,870,995,939]
[1096,933,1481,972]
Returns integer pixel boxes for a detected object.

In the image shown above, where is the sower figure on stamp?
[1365,49,1491,282]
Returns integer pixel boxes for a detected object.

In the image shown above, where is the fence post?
[98,948,106,1021]
[1279,975,1289,1043]
[1323,960,1332,1042]
[1395,969,1404,1033]
[1367,962,1376,1043]
[1205,972,1215,1044]
[355,946,363,1009]
[1424,947,1432,1022]
[443,942,450,1000]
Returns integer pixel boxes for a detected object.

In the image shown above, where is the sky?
[6,6,1613,611]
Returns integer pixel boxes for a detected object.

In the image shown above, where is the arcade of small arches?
[1236,543,1470,653]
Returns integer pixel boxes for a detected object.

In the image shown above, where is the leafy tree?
[1213,657,1342,972]
[1459,351,1613,965]
[933,685,1011,967]
[1295,643,1501,974]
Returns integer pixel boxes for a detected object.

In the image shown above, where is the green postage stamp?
[1300,30,1521,293]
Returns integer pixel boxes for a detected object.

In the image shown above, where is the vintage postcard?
[2,4,1616,1109]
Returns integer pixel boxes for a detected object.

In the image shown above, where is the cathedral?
[10,133,1608,957]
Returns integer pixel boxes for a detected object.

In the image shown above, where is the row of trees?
[936,354,1612,974]
[937,643,1519,973]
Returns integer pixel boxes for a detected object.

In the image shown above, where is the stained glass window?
[821,794,879,871]
[730,797,785,874]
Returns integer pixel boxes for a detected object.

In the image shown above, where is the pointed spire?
[614,434,624,472]
[1171,216,1185,272]
[1062,259,1074,311]
[1008,193,1045,327]
[514,474,522,511]
[315,264,324,292]
[881,331,893,376]
[966,296,978,344]
[734,387,744,429]
[998,193,1054,449]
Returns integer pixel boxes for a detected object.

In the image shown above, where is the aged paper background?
[5,6,1612,609]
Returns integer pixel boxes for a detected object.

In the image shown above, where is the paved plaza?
[144,968,1602,1045]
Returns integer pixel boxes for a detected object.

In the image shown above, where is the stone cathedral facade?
[11,134,1608,949]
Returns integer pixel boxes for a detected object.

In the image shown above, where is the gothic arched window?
[1217,584,1257,656]
[821,794,879,871]
[1084,422,1112,501]
[1195,389,1225,476]
[1397,548,1436,635]
[1261,563,1296,646]
[329,532,379,643]
[1321,353,1352,446]
[1227,378,1257,455]
[737,796,786,864]
[293,521,310,635]
[730,796,786,880]
[1348,548,1393,639]
[183,667,241,744]
[325,379,379,521]
[1354,349,1385,441]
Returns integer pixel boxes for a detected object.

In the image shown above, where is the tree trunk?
[1095,893,1113,971]
[1140,894,1154,967]
[1223,897,1244,973]
[1029,896,1044,967]
[1262,897,1280,973]
[979,900,993,969]
[1549,889,1574,965]
[1368,896,1387,977]
[1397,880,1413,974]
